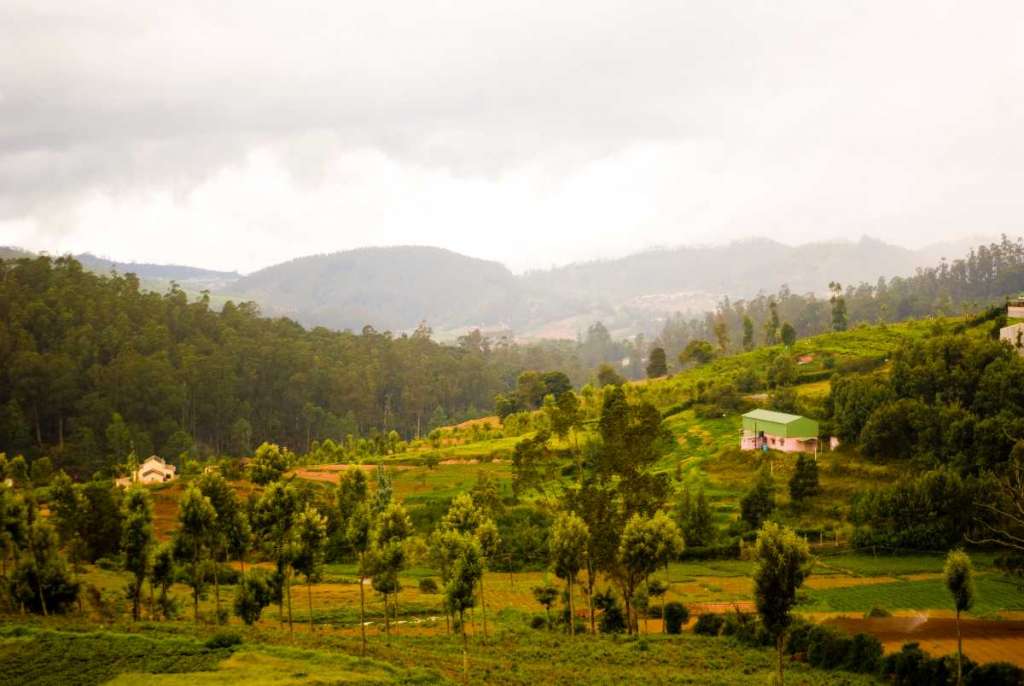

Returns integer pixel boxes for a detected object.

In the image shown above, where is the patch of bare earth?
[824,616,1024,668]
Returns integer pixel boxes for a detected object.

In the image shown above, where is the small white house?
[1001,322,1024,356]
[116,455,176,487]
[1008,297,1024,319]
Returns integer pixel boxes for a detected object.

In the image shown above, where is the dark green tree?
[780,322,797,347]
[646,347,668,378]
[679,340,714,366]
[752,522,812,686]
[234,570,273,625]
[292,505,328,633]
[944,550,975,686]
[550,511,589,636]
[829,281,848,332]
[788,454,820,503]
[121,486,155,620]
[253,481,300,635]
[740,467,776,530]
[173,485,217,623]
[742,316,755,351]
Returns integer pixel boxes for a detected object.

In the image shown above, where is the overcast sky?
[1,1,1022,274]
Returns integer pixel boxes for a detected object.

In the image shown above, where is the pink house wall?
[741,433,817,454]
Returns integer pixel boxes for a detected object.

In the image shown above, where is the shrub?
[864,605,891,618]
[807,625,852,670]
[95,556,121,571]
[418,577,439,594]
[881,642,954,686]
[204,632,242,649]
[965,662,1024,686]
[663,602,689,634]
[529,615,547,630]
[847,632,884,674]
[233,571,272,626]
[594,589,627,634]
[784,621,813,656]
[693,613,724,636]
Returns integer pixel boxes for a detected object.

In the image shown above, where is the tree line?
[0,255,590,478]
[655,235,1024,365]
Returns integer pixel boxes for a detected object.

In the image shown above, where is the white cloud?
[2,1,1023,271]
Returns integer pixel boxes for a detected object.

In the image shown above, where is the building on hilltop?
[115,455,177,487]
[1008,296,1024,319]
[1000,322,1024,356]
[740,409,820,454]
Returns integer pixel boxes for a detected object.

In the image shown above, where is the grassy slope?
[0,627,435,686]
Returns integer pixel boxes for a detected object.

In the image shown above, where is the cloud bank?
[2,1,1023,271]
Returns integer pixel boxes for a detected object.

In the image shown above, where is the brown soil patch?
[292,463,412,484]
[439,458,478,465]
[825,616,1024,668]
[452,416,500,430]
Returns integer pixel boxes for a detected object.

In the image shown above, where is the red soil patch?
[452,416,500,430]
[291,463,411,485]
[825,616,1024,668]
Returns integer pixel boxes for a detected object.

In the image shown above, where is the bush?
[864,605,891,618]
[95,556,121,571]
[693,613,725,636]
[965,662,1024,686]
[418,577,439,594]
[529,615,547,630]
[881,642,954,686]
[785,621,814,656]
[663,602,689,634]
[594,589,626,634]
[807,625,852,670]
[720,612,771,647]
[204,632,242,649]
[679,539,741,560]
[11,560,81,614]
[233,571,272,626]
[847,632,884,674]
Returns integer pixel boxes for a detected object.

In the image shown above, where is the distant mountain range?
[0,235,1004,339]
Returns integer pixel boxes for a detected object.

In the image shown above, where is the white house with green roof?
[741,409,819,454]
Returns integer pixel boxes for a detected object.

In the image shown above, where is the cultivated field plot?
[825,616,1024,668]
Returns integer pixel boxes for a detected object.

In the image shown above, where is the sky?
[1,1,1023,274]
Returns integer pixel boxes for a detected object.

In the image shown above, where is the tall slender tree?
[752,522,812,686]
[121,486,155,620]
[550,512,589,636]
[944,550,975,686]
[292,505,328,634]
[173,485,217,623]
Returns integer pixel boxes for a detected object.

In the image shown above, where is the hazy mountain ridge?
[3,237,1001,338]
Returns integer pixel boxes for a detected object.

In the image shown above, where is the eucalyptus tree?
[944,550,975,686]
[617,512,676,634]
[445,534,483,685]
[150,543,175,620]
[475,518,500,641]
[198,471,250,612]
[550,511,589,636]
[173,485,217,623]
[292,505,328,633]
[253,481,300,636]
[753,522,812,686]
[347,501,372,655]
[121,486,155,620]
[371,502,412,640]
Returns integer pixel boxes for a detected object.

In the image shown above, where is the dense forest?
[0,256,585,477]
[656,235,1024,362]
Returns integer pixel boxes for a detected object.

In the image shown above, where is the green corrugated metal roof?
[742,409,805,424]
